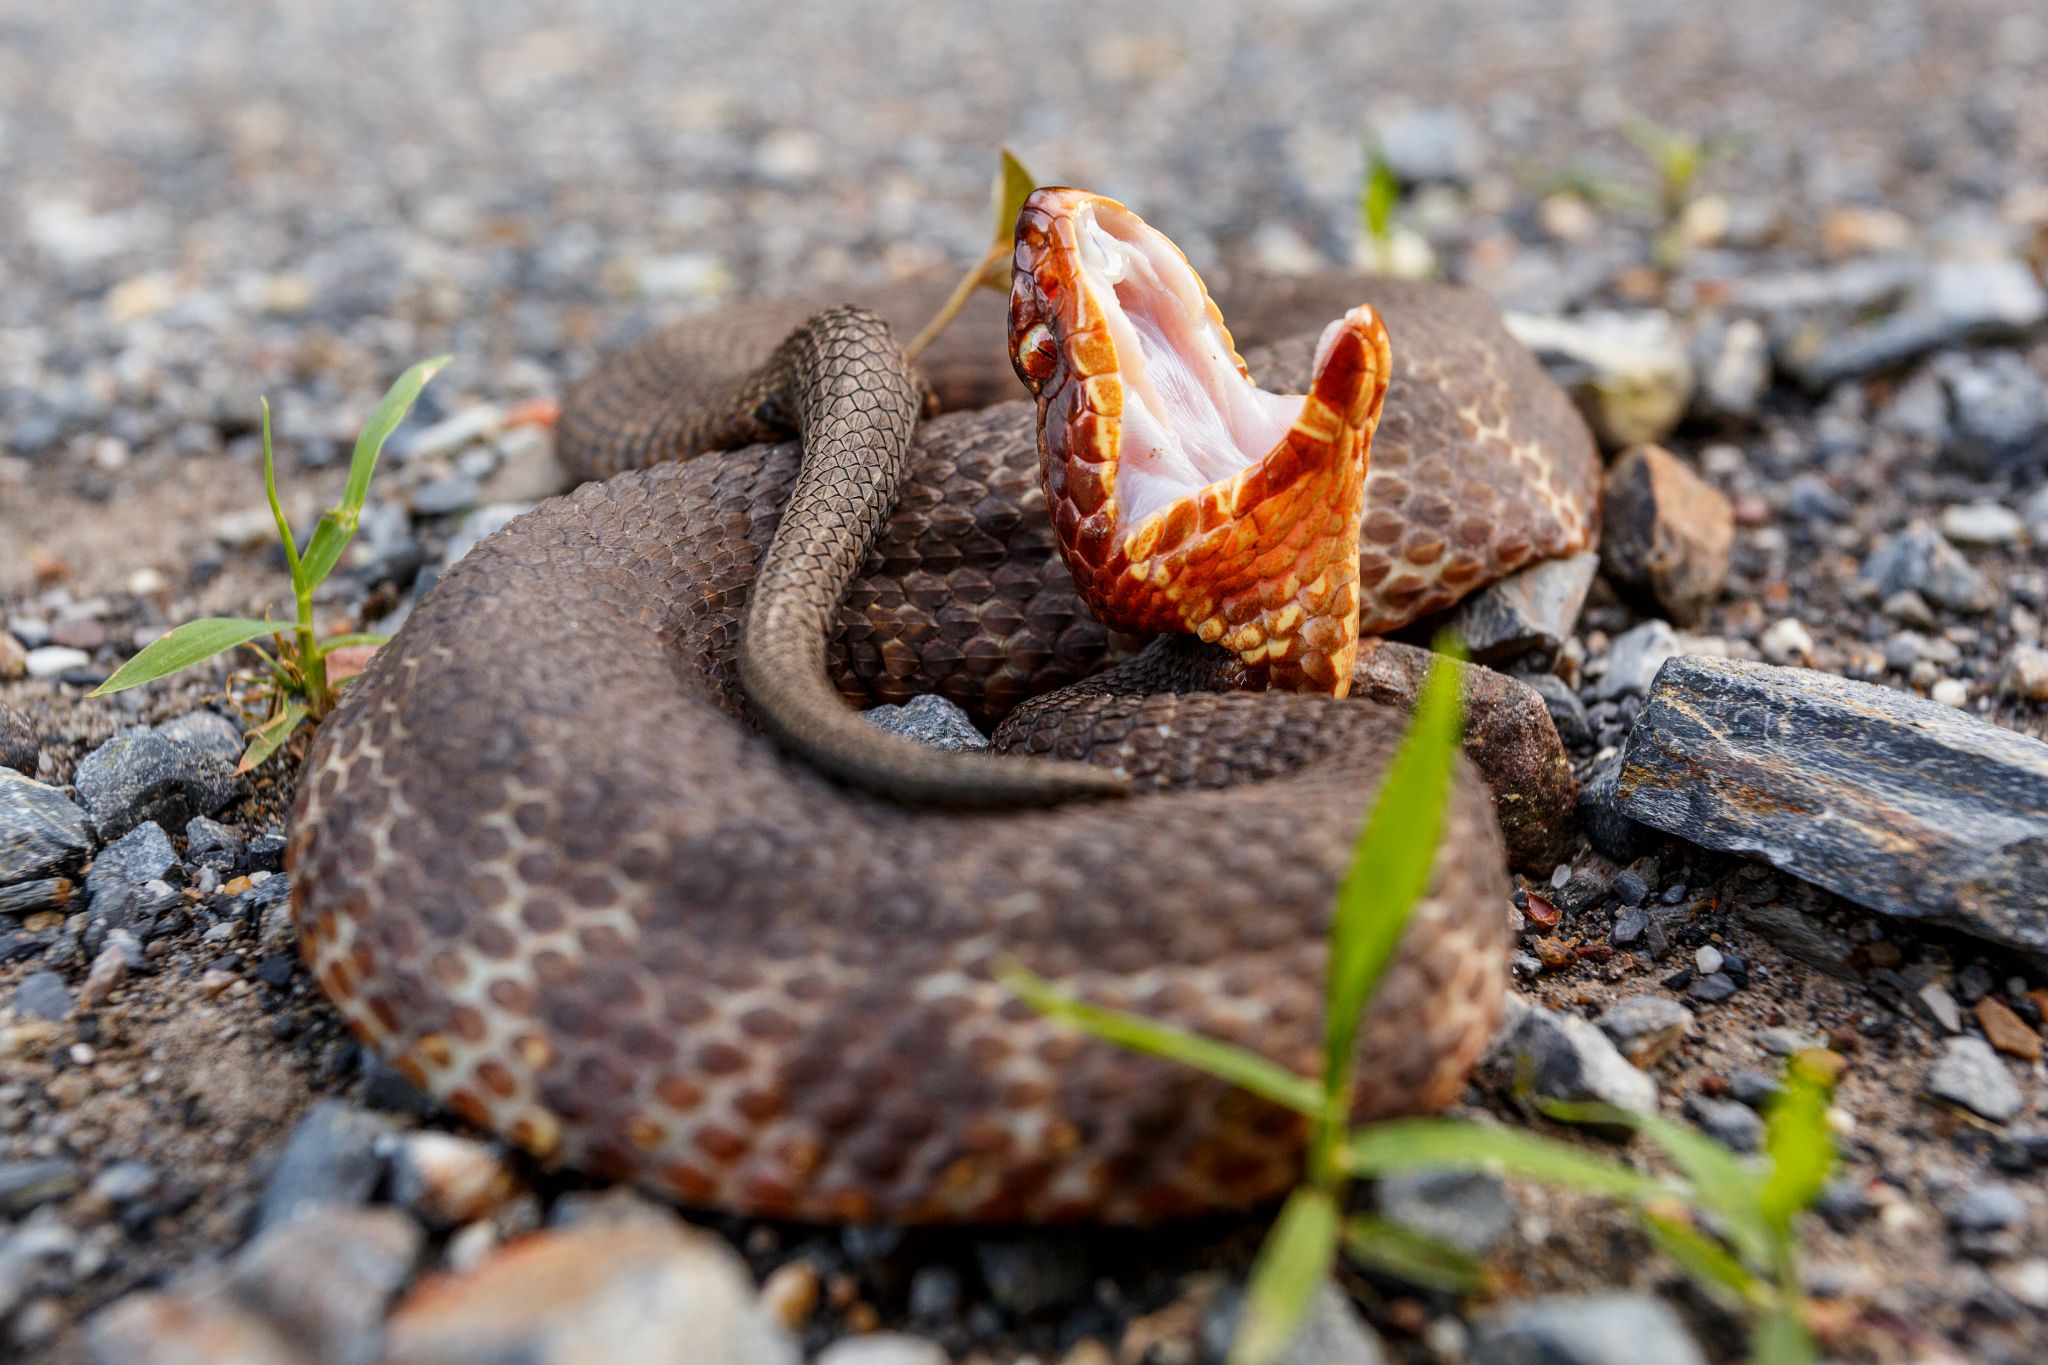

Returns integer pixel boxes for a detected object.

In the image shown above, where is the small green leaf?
[1323,645,1464,1105]
[1230,1186,1340,1365]
[1000,961,1323,1117]
[1342,1214,1488,1295]
[1759,1059,1834,1235]
[1751,1297,1817,1365]
[319,633,391,651]
[989,148,1037,246]
[1342,1118,1671,1205]
[298,356,451,588]
[1642,1210,1760,1304]
[1360,143,1400,244]
[90,619,282,696]
[260,397,302,580]
[237,698,308,772]
[1544,1100,1773,1271]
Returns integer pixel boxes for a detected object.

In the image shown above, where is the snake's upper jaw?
[1011,188,1390,695]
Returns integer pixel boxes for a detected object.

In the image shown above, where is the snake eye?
[1013,322,1059,388]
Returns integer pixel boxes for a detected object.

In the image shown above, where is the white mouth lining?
[1073,204,1305,533]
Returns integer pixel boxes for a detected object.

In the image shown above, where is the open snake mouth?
[1009,188,1392,694]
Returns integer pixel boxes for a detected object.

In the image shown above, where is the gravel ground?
[4,1,2048,1362]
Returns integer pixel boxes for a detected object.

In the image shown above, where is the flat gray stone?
[1473,1291,1706,1365]
[0,771,92,884]
[257,1101,396,1233]
[1447,552,1599,665]
[1615,657,2048,962]
[1597,994,1693,1067]
[1377,1169,1514,1255]
[73,714,247,842]
[1924,1036,2024,1124]
[1485,998,1658,1119]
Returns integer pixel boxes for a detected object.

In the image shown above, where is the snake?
[289,190,1599,1223]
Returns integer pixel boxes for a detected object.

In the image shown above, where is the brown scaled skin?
[290,247,1596,1222]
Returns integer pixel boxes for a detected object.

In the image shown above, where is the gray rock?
[974,1233,1091,1314]
[1206,1280,1387,1365]
[1472,1291,1706,1365]
[1692,315,1770,419]
[1939,502,2024,547]
[256,1101,395,1233]
[1924,1037,2024,1124]
[184,815,244,857]
[410,473,480,518]
[1594,620,1680,701]
[85,822,181,941]
[224,1207,423,1365]
[1790,259,2048,389]
[0,701,35,773]
[11,970,73,1021]
[816,1336,951,1365]
[1578,758,1661,862]
[1601,446,1735,625]
[1785,473,1851,524]
[1505,311,1695,450]
[1597,994,1693,1067]
[1486,1000,1658,1118]
[1942,350,2048,475]
[1377,1169,1514,1254]
[0,771,93,884]
[441,501,535,570]
[1614,657,2048,962]
[73,715,247,841]
[1683,1095,1764,1153]
[1916,982,1963,1034]
[1949,1183,2027,1232]
[90,1162,160,1204]
[1376,107,1480,184]
[1688,971,1740,1003]
[1524,673,1591,749]
[862,694,989,753]
[1860,525,1997,614]
[1447,552,1598,665]
[0,1158,82,1216]
[1757,1027,1823,1056]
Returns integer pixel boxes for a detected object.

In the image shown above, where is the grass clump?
[92,358,449,769]
[1007,643,1835,1364]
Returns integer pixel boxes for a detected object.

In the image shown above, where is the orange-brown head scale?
[1010,188,1390,694]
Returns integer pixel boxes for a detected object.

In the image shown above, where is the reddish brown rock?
[1976,998,2044,1063]
[1352,640,1578,871]
[1600,444,1734,625]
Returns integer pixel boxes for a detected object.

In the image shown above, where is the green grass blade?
[259,397,301,577]
[1544,1100,1773,1269]
[298,355,451,587]
[1751,1297,1817,1365]
[1342,1118,1671,1205]
[237,699,308,772]
[1229,1186,1340,1365]
[1642,1211,1760,1304]
[1322,646,1464,1103]
[1360,144,1399,243]
[1000,962,1322,1117]
[1759,1059,1834,1235]
[319,633,391,650]
[989,148,1037,245]
[1341,1214,1488,1295]
[90,618,282,696]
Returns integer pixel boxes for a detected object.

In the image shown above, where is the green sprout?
[1358,141,1401,253]
[904,148,1037,364]
[1007,642,1836,1364]
[92,357,450,769]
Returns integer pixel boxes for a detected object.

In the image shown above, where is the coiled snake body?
[291,194,1599,1222]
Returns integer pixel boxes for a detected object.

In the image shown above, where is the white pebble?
[1938,502,2023,547]
[1695,946,1724,976]
[1758,618,1815,666]
[25,646,89,678]
[1931,678,1970,708]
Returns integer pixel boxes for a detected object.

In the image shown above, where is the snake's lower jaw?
[1012,188,1389,695]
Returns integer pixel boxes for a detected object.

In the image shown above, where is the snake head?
[1009,188,1390,695]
